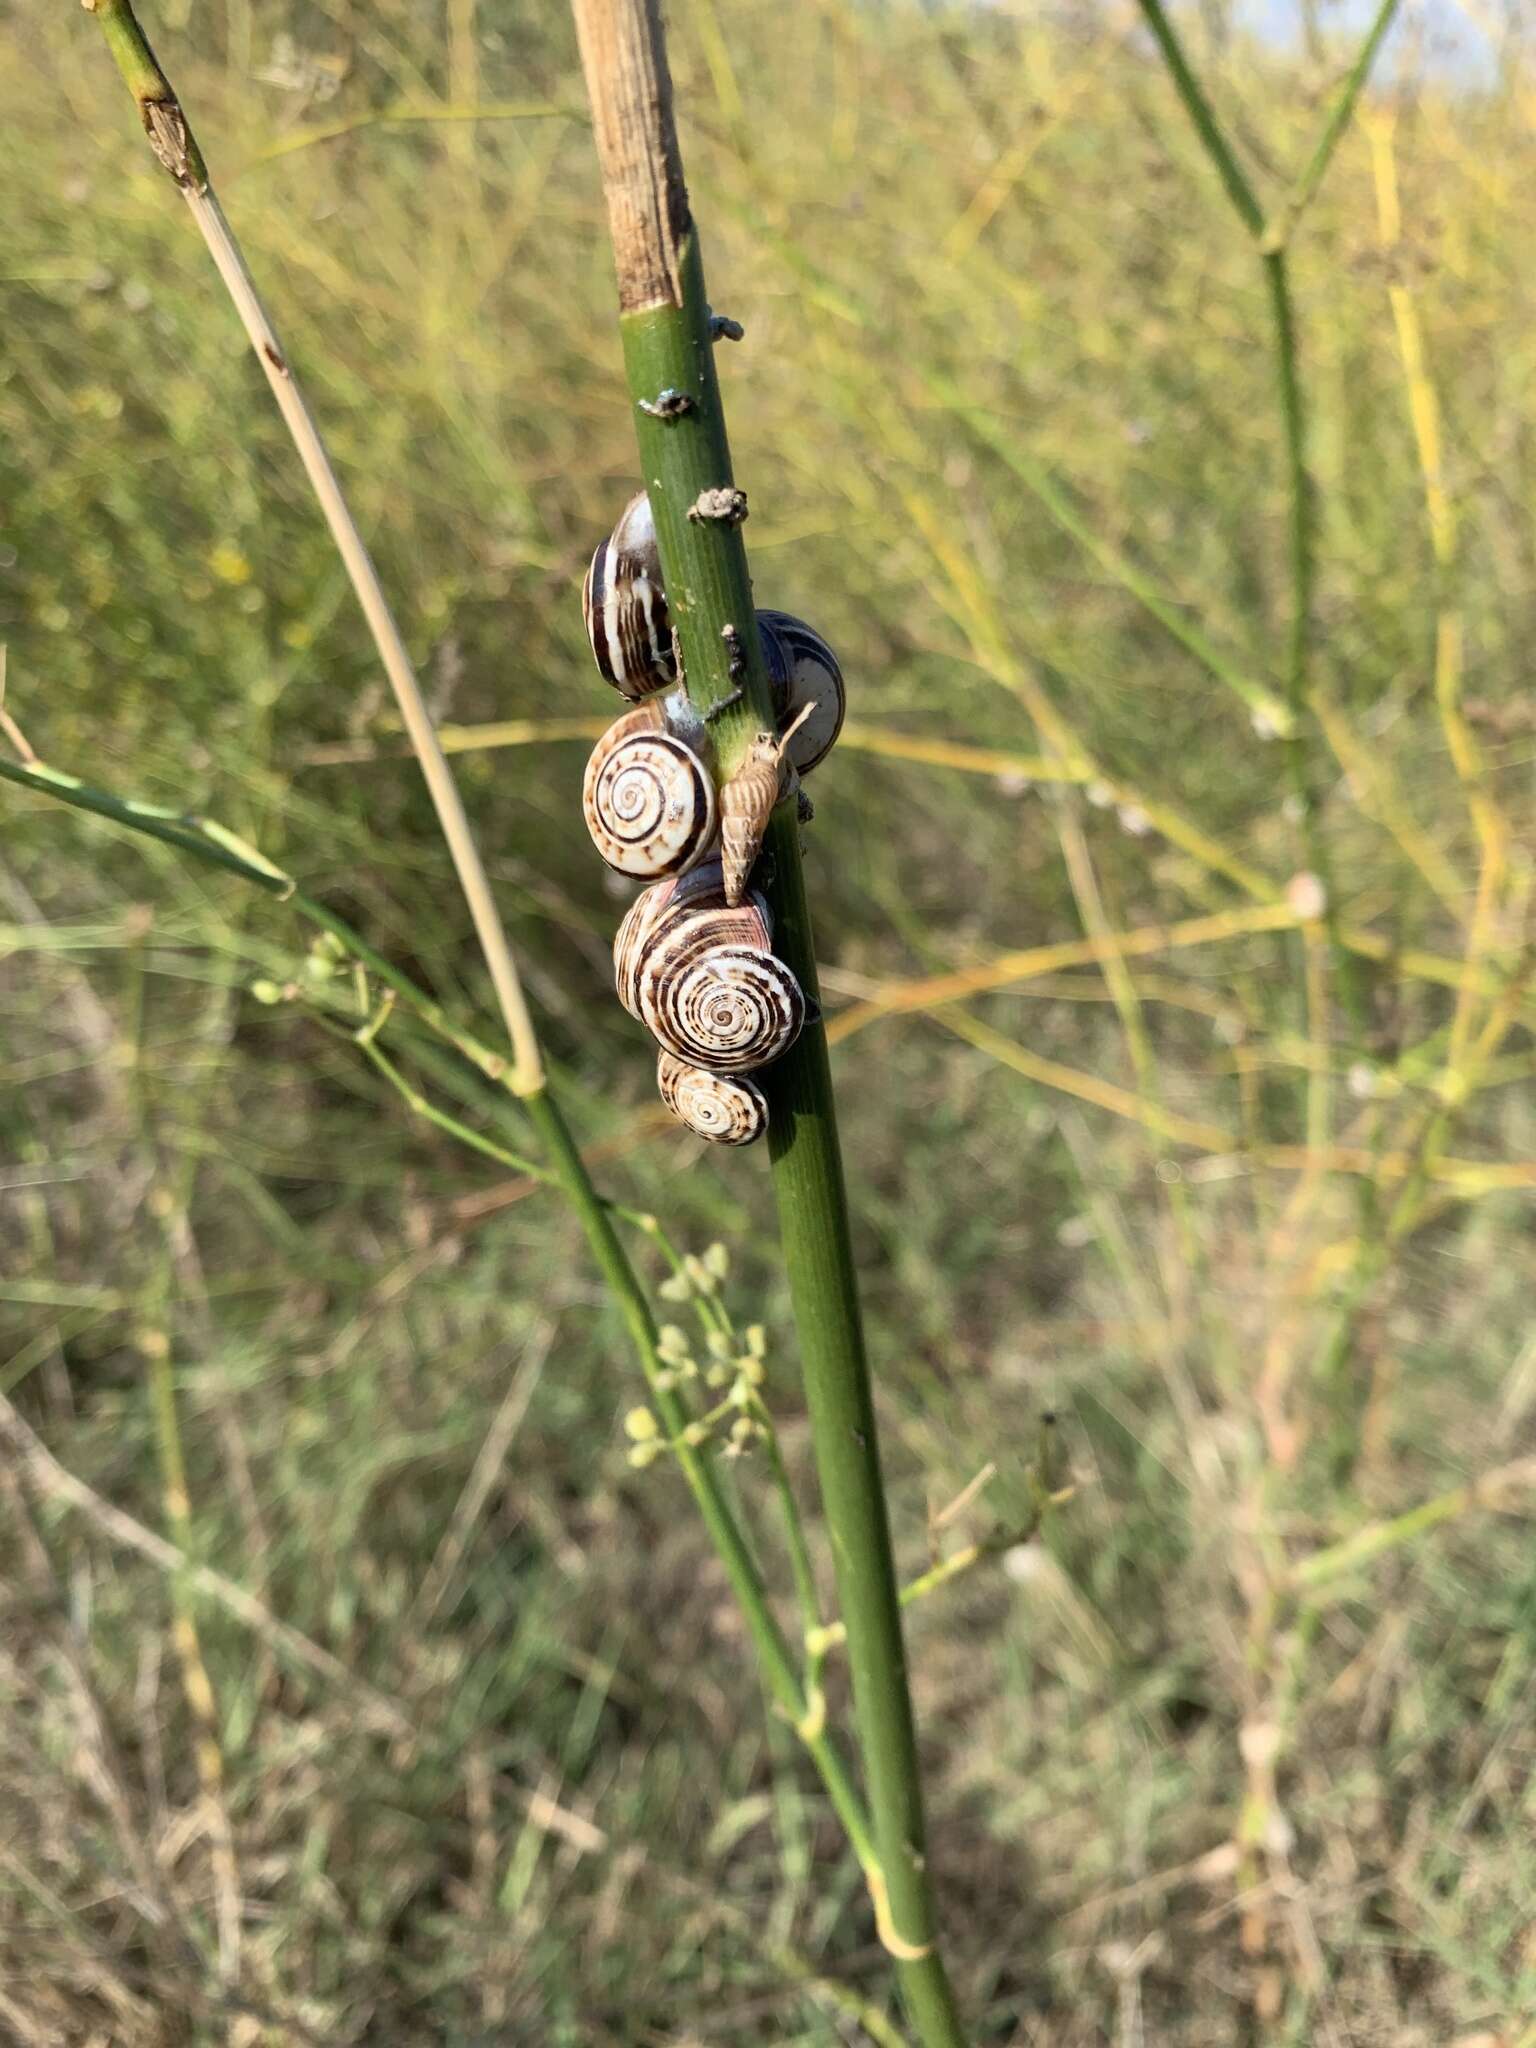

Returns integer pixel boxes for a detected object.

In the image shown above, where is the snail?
[582,711,717,879]
[718,702,814,906]
[656,1050,768,1146]
[641,920,805,1072]
[757,610,846,775]
[582,490,676,700]
[621,860,803,1072]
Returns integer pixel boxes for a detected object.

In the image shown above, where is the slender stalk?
[84,0,543,1097]
[519,1087,879,1867]
[569,2,964,2031]
[1275,0,1404,241]
[1134,0,1386,1055]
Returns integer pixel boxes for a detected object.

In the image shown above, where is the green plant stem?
[1135,0,1380,1054]
[1278,0,1404,237]
[612,245,964,2041]
[572,0,964,2020]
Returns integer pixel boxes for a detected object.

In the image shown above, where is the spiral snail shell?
[757,610,846,776]
[583,491,677,700]
[621,861,801,1072]
[641,924,805,1072]
[656,1050,769,1146]
[582,714,718,880]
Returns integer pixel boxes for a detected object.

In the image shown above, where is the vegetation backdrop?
[2,0,1534,2041]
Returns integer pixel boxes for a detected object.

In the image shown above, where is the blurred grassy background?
[2,0,1535,2040]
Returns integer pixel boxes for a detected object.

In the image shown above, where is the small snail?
[718,702,814,906]
[582,491,676,700]
[583,712,718,879]
[757,610,846,776]
[656,1050,768,1146]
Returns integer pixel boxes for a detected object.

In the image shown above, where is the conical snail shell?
[757,610,845,775]
[656,1050,768,1146]
[583,491,677,700]
[638,905,804,1072]
[582,717,718,879]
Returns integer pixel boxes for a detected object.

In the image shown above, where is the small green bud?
[682,1422,710,1448]
[683,1255,711,1294]
[730,1415,755,1444]
[652,1369,676,1394]
[705,1330,735,1363]
[739,1355,765,1387]
[656,1324,690,1362]
[627,1442,660,1469]
[658,1272,693,1303]
[744,1324,767,1358]
[623,1407,659,1442]
[705,1364,730,1389]
[249,979,285,1006]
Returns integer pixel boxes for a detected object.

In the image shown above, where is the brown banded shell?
[757,610,845,775]
[638,906,804,1073]
[583,491,677,700]
[612,858,768,1021]
[656,1051,768,1146]
[582,720,718,879]
[613,877,679,1020]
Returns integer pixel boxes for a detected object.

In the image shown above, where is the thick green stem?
[610,221,964,2048]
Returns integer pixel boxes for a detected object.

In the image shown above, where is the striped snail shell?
[583,713,718,879]
[757,610,846,775]
[613,876,679,1020]
[613,858,767,1021]
[637,870,803,1073]
[656,1050,768,1146]
[583,491,677,700]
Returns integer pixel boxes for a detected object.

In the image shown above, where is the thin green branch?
[5,735,879,1874]
[1273,0,1404,244]
[1133,0,1264,239]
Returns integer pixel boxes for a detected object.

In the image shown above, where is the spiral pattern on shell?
[758,610,846,775]
[639,910,805,1073]
[583,491,676,701]
[656,1050,768,1145]
[583,724,718,879]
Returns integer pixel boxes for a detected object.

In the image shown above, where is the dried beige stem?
[570,0,689,309]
